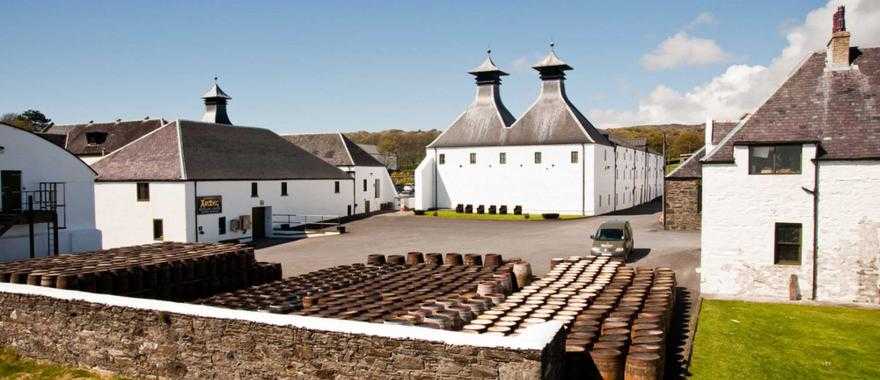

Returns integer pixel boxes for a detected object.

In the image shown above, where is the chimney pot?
[827,6,851,68]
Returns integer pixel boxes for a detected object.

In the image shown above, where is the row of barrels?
[296,253,527,328]
[568,266,676,380]
[463,256,619,335]
[0,242,282,301]
[195,263,406,313]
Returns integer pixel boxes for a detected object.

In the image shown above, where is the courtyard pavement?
[255,199,701,376]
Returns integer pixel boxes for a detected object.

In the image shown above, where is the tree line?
[1,109,53,132]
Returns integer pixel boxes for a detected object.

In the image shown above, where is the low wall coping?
[0,283,563,350]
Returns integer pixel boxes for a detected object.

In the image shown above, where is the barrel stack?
[0,242,281,301]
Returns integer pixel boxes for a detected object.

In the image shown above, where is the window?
[439,154,445,165]
[334,181,340,193]
[749,145,801,174]
[571,151,579,164]
[469,153,476,164]
[153,219,163,241]
[363,179,367,192]
[136,183,150,202]
[251,182,258,197]
[85,132,108,145]
[534,152,542,164]
[218,217,226,235]
[374,178,380,198]
[774,223,802,265]
[281,182,288,196]
[499,152,506,164]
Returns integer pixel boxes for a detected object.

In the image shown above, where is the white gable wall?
[1,126,100,262]
[339,165,398,214]
[701,144,817,300]
[815,160,880,303]
[95,182,190,249]
[432,144,588,215]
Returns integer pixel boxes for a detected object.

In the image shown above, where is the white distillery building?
[0,122,101,262]
[282,133,398,214]
[700,7,880,304]
[415,51,664,215]
[90,84,354,248]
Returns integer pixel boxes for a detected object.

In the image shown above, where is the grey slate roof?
[281,133,385,167]
[705,48,880,162]
[202,83,231,99]
[59,119,166,156]
[92,120,352,181]
[429,52,610,148]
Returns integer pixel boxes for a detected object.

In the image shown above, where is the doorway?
[365,200,371,214]
[1,170,22,212]
[252,206,267,239]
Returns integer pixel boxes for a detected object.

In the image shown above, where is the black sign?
[197,196,222,215]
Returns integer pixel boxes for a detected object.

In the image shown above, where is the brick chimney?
[826,6,851,68]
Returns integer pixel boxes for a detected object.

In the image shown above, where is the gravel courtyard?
[255,200,700,295]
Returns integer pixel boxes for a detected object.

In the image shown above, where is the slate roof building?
[87,83,354,248]
[700,7,880,303]
[415,50,664,215]
[282,133,398,214]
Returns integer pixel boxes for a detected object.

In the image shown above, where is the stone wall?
[664,179,701,231]
[0,289,565,379]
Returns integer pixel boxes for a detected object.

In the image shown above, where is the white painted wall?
[815,160,880,303]
[701,144,817,300]
[194,179,352,242]
[414,142,663,215]
[339,165,398,214]
[0,126,100,262]
[96,179,354,248]
[95,182,190,249]
[433,144,588,215]
[414,153,435,211]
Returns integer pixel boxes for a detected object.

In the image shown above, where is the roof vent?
[201,77,232,125]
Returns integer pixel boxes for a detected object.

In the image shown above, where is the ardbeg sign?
[197,196,222,214]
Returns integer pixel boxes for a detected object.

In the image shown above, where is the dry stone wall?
[0,290,565,379]
[664,179,701,231]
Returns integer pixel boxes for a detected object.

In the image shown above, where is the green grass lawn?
[690,300,880,379]
[665,162,680,174]
[418,209,585,221]
[0,347,119,379]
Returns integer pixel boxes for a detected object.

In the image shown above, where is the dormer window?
[749,145,801,175]
[85,132,108,145]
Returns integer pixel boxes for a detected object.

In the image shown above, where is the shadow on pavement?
[607,198,662,216]
[666,286,694,379]
[248,237,302,249]
[626,248,651,263]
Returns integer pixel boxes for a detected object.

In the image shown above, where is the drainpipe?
[193,180,199,242]
[802,158,819,300]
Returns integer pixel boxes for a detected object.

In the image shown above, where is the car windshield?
[595,228,624,241]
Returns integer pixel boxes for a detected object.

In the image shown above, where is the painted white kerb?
[0,283,562,351]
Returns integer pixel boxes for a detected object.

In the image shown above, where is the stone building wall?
[0,288,565,379]
[664,179,701,231]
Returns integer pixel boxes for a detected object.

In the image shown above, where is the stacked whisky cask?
[196,263,406,313]
[0,242,280,301]
[466,256,676,380]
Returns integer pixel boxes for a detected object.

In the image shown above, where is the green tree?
[1,109,53,132]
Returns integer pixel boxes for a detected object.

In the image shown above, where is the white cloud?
[686,12,716,30]
[593,0,880,127]
[641,32,731,70]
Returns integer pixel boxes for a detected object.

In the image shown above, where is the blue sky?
[0,1,847,132]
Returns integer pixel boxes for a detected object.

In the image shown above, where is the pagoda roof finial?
[468,49,508,82]
[202,77,231,100]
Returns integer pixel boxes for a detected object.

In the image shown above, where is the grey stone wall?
[0,292,564,379]
[664,179,701,231]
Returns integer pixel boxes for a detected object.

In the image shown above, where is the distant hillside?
[606,123,708,162]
